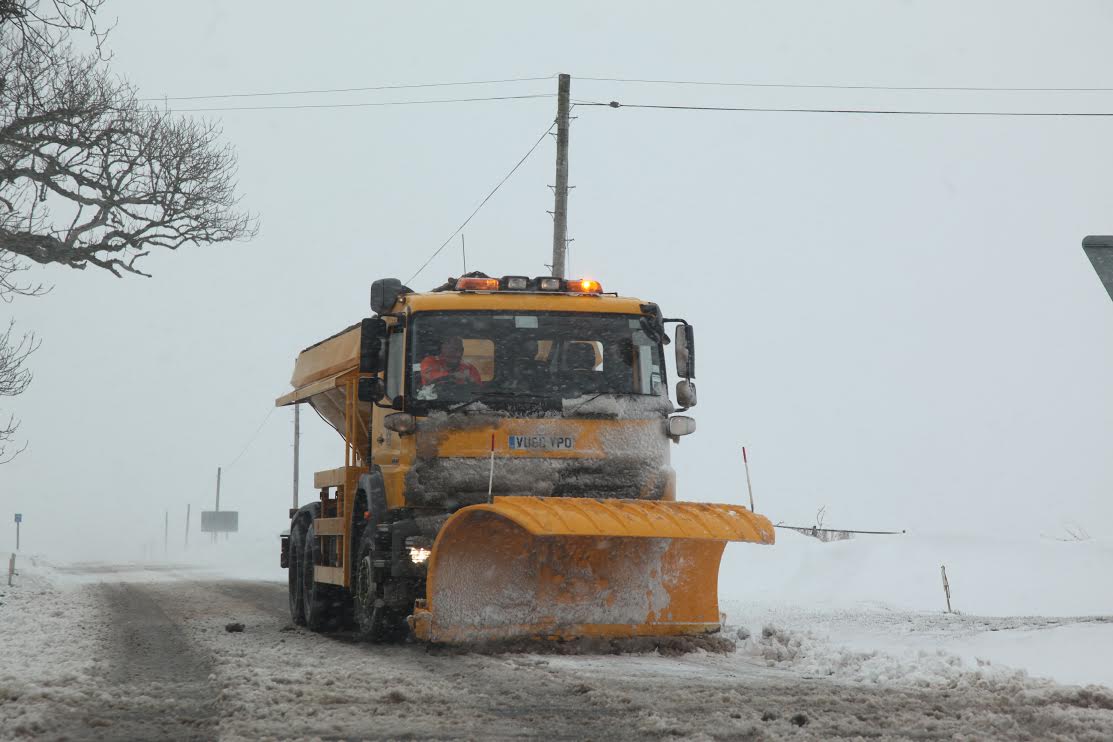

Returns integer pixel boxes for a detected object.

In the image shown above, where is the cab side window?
[386,330,405,400]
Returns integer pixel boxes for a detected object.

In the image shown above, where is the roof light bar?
[501,275,529,291]
[456,277,499,291]
[536,277,562,291]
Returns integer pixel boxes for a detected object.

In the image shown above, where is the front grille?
[403,456,669,508]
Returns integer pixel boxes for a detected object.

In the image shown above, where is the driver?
[420,335,481,386]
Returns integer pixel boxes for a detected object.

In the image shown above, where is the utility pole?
[214,466,222,544]
[293,405,300,511]
[163,510,168,557]
[551,73,571,278]
[185,504,191,549]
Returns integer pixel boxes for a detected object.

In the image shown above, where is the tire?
[287,522,306,626]
[302,522,339,632]
[353,532,410,643]
[353,542,382,639]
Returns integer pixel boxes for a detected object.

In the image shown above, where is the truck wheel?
[302,522,335,632]
[288,522,306,626]
[353,546,376,636]
[354,540,410,643]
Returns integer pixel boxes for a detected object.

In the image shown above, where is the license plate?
[508,435,576,450]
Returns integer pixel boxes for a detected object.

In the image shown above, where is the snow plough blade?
[409,496,774,644]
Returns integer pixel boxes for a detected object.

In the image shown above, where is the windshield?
[408,311,665,408]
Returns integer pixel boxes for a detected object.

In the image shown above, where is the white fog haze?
[5,1,1112,562]
[4,3,1113,739]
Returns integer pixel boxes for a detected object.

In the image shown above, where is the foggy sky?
[4,0,1113,562]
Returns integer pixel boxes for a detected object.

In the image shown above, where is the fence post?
[7,553,14,587]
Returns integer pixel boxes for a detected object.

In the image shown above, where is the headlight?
[406,536,433,564]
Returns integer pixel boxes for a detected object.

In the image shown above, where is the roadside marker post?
[941,564,953,613]
[741,447,755,512]
[7,553,14,586]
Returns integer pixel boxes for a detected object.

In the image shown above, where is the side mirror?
[666,415,697,437]
[676,379,697,408]
[370,278,410,315]
[674,324,695,379]
[359,318,387,374]
[357,377,385,403]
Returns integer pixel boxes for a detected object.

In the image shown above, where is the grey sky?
[4,1,1113,560]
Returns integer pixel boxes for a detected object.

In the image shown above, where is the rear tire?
[302,522,340,632]
[287,522,306,626]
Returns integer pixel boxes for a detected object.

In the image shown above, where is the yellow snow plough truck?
[277,273,774,643]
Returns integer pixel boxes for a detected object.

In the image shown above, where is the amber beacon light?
[566,278,602,294]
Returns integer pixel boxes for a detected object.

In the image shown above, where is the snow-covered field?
[721,529,1113,689]
[1,529,1111,740]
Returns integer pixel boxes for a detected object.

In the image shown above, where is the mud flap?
[409,497,774,643]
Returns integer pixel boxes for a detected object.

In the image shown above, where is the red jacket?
[420,355,481,385]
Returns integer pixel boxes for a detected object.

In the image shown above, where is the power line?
[406,119,558,286]
[578,99,1113,117]
[225,407,275,469]
[144,74,557,103]
[577,75,1113,94]
[148,73,1113,104]
[176,93,555,113]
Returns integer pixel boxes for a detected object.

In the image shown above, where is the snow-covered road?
[2,558,1112,741]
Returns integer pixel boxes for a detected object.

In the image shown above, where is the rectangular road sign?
[201,511,238,533]
[14,513,21,523]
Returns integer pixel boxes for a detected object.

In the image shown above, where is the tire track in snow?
[60,582,218,741]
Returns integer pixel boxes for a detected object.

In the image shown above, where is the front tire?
[353,536,411,643]
[354,545,382,639]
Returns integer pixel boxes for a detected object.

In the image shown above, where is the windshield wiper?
[447,391,549,413]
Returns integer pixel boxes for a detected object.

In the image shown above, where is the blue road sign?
[14,513,21,523]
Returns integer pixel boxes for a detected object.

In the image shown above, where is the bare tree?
[0,317,36,463]
[0,31,256,276]
[0,1,255,459]
[813,505,827,531]
[0,1,107,49]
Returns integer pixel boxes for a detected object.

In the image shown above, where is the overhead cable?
[176,93,555,113]
[144,75,557,102]
[225,407,275,469]
[577,75,1113,94]
[577,100,1113,117]
[406,119,557,285]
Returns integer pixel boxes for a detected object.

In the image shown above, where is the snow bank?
[739,623,1027,688]
[0,554,104,738]
[720,528,1113,615]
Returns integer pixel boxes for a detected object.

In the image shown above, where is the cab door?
[372,323,409,508]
